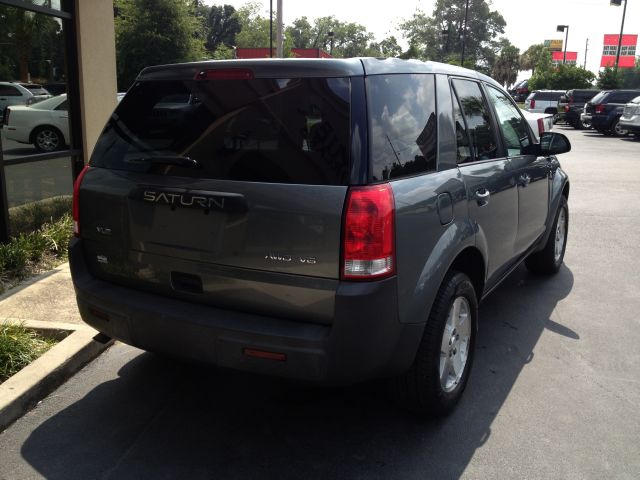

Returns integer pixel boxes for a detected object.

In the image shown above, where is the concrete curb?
[0,320,113,432]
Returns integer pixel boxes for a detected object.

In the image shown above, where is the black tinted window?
[574,91,596,102]
[486,86,531,156]
[536,91,563,101]
[91,77,351,185]
[609,92,640,103]
[452,79,498,164]
[0,85,21,96]
[367,74,437,181]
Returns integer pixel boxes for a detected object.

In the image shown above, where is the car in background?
[43,82,67,96]
[510,79,530,102]
[0,82,51,121]
[2,94,69,152]
[521,109,554,140]
[524,90,565,122]
[619,95,640,138]
[582,89,640,137]
[558,89,599,129]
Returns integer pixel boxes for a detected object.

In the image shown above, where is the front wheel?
[611,119,629,137]
[526,196,568,275]
[392,271,478,417]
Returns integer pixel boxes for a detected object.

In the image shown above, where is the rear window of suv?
[90,77,351,185]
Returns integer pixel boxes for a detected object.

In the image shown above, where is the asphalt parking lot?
[0,126,639,479]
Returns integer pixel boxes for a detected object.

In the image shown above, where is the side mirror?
[540,132,571,156]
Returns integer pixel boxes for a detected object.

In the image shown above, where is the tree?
[491,40,519,87]
[596,66,622,90]
[234,2,275,49]
[519,44,552,76]
[285,15,376,58]
[369,36,403,58]
[529,64,595,90]
[204,5,241,53]
[399,0,506,71]
[115,0,206,90]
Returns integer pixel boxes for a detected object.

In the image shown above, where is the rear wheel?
[526,196,568,275]
[392,271,477,417]
[579,118,592,130]
[33,126,63,152]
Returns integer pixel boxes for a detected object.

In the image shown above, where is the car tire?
[579,118,592,130]
[392,271,477,417]
[33,125,63,152]
[525,196,568,275]
[611,118,629,138]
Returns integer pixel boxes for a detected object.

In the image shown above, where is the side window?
[451,79,498,164]
[486,86,531,156]
[367,74,437,181]
[0,85,22,97]
[55,100,68,111]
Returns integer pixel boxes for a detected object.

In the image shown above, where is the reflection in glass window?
[367,74,437,181]
[452,79,498,164]
[486,86,530,157]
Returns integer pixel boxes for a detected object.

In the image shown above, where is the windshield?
[91,77,351,185]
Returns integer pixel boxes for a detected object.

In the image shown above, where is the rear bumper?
[69,238,423,385]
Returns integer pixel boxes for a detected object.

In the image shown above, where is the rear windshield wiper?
[126,156,200,168]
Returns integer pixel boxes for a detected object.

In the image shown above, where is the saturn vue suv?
[70,58,571,416]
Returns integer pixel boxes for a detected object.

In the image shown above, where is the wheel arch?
[29,124,66,145]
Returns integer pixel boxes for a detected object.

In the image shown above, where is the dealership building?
[0,0,117,241]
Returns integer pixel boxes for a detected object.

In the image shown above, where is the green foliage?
[8,196,72,237]
[399,0,506,70]
[0,214,73,293]
[529,65,595,90]
[284,14,376,58]
[0,322,56,383]
[115,0,206,90]
[491,40,520,87]
[204,4,241,53]
[0,4,65,82]
[597,61,640,89]
[519,44,552,76]
[234,2,274,50]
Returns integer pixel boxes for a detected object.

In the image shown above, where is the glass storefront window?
[0,0,76,240]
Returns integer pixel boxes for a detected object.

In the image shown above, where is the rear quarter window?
[367,74,437,181]
[91,77,351,185]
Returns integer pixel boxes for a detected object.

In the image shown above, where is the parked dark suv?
[70,58,571,416]
[582,89,640,136]
[558,89,599,129]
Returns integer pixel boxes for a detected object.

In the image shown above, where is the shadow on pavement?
[20,264,574,479]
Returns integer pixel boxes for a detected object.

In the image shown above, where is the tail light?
[72,164,90,237]
[564,105,570,112]
[537,118,545,135]
[194,68,254,81]
[595,104,606,114]
[530,99,536,109]
[342,184,395,280]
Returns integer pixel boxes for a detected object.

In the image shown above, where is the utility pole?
[611,0,627,72]
[276,0,283,58]
[584,38,588,69]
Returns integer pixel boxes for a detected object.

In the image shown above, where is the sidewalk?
[0,263,112,431]
[0,263,81,325]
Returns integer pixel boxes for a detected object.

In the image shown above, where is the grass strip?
[0,214,73,294]
[0,322,57,384]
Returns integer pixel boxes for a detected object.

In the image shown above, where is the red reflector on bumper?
[243,348,287,361]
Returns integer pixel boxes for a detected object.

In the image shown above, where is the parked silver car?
[524,90,566,123]
[619,95,640,138]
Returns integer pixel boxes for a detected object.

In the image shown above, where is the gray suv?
[69,58,571,416]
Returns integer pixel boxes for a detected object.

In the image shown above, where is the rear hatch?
[80,62,359,324]
[585,91,608,114]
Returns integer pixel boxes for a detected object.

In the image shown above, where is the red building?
[600,34,637,68]
[235,48,332,59]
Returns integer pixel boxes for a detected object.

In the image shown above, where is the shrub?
[0,322,56,383]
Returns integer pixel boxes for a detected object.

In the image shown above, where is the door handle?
[475,188,490,206]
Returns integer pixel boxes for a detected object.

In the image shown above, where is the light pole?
[556,25,569,64]
[610,0,628,72]
[460,0,470,66]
